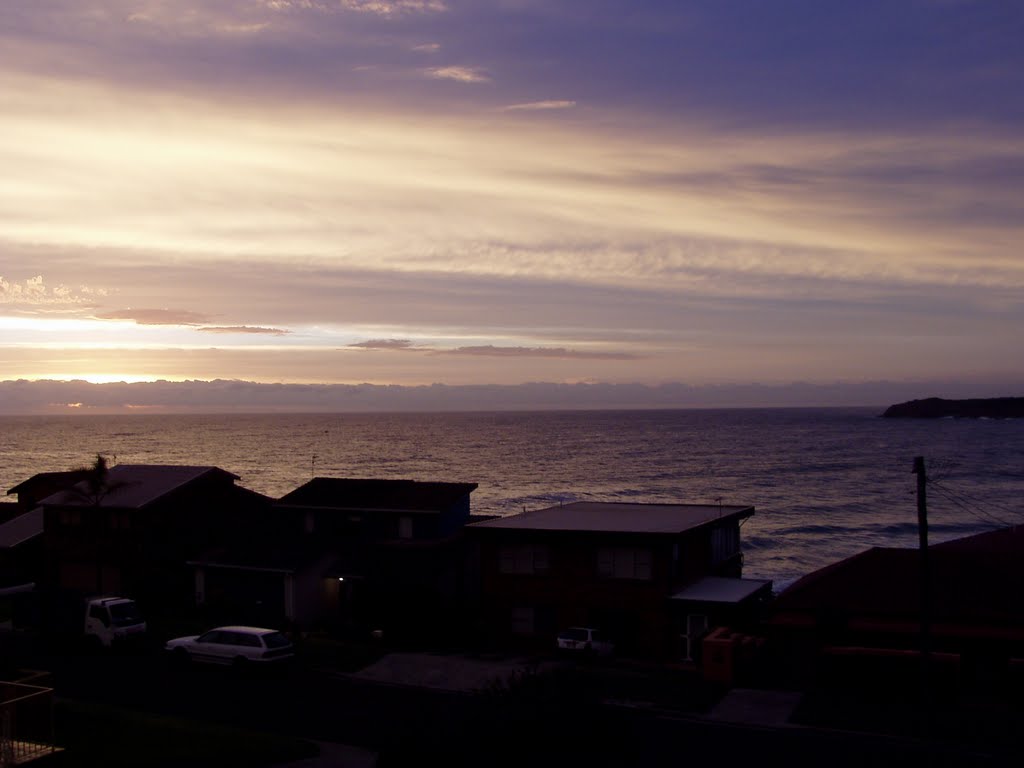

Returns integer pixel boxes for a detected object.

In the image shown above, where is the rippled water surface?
[3,408,1023,588]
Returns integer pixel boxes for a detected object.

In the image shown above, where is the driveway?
[347,652,561,692]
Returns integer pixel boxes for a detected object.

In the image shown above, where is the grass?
[54,699,320,768]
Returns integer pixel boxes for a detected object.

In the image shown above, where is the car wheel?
[232,656,249,670]
[171,648,191,667]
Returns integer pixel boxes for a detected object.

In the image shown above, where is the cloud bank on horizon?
[1,1,1022,402]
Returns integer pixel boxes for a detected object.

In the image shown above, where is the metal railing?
[0,682,56,767]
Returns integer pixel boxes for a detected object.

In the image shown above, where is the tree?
[66,454,127,593]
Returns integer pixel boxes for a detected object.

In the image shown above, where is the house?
[189,478,479,639]
[6,471,91,519]
[38,464,272,616]
[1,470,94,586]
[468,501,768,659]
[1,472,96,626]
[766,526,1024,699]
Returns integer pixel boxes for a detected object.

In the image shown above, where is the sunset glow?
[2,2,1022,411]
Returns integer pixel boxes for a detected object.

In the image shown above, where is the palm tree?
[74,454,120,507]
[66,454,127,593]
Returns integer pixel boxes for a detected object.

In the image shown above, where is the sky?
[1,1,1023,412]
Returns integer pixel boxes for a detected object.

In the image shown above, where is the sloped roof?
[932,524,1024,555]
[469,501,753,535]
[8,470,90,497]
[278,478,477,513]
[772,531,1024,625]
[0,508,43,549]
[39,465,239,509]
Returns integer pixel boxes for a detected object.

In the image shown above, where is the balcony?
[0,681,60,766]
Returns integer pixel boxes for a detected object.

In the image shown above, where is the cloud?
[349,338,418,350]
[412,43,441,53]
[442,345,640,360]
[262,0,450,16]
[501,100,576,111]
[338,0,447,16]
[426,66,490,83]
[197,325,291,335]
[95,309,211,326]
[0,275,103,306]
[348,339,639,360]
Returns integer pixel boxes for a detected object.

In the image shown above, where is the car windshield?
[261,632,292,649]
[559,628,588,641]
[108,602,143,627]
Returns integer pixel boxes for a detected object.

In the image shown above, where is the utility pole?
[912,456,931,733]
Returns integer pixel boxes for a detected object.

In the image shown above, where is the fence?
[0,682,56,767]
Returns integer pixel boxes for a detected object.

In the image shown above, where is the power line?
[929,478,1024,521]
[928,483,1015,528]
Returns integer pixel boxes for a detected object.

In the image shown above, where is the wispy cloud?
[95,309,211,326]
[261,0,448,17]
[2,1,1022,392]
[442,345,640,360]
[426,66,490,83]
[501,100,576,112]
[348,339,639,360]
[197,325,290,335]
[339,0,447,16]
[349,338,418,350]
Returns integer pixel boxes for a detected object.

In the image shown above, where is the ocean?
[3,407,1023,590]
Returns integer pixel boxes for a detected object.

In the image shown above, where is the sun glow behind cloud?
[35,373,166,385]
[1,1,1023,395]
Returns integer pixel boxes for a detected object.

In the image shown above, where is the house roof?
[278,478,478,513]
[468,501,754,535]
[39,465,239,509]
[0,508,43,549]
[7,470,91,497]
[772,530,1024,625]
[931,524,1024,555]
[671,576,773,604]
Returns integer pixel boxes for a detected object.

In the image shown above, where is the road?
[7,638,1021,767]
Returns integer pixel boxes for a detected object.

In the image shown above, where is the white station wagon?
[165,626,295,666]
[556,626,614,656]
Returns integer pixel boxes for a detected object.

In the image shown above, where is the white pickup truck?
[83,596,147,648]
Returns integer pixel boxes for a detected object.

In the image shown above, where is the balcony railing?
[0,682,58,767]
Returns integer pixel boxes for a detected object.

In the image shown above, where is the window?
[262,632,291,649]
[59,509,81,527]
[499,545,549,574]
[398,516,414,540]
[88,605,109,626]
[711,526,740,565]
[597,547,652,580]
[235,633,262,648]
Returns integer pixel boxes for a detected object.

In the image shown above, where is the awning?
[670,576,772,605]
